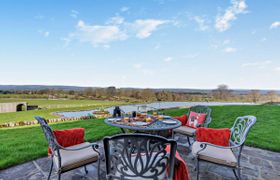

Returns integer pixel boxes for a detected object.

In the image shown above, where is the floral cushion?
[196,127,231,147]
[186,111,207,128]
[174,114,188,125]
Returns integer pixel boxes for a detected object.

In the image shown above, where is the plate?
[107,118,121,121]
[163,115,171,119]
[162,120,177,125]
[132,122,149,126]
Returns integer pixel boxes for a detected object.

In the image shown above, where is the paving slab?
[1,135,280,180]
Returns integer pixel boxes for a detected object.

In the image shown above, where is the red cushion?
[174,114,188,125]
[186,111,207,128]
[48,128,85,155]
[196,127,230,147]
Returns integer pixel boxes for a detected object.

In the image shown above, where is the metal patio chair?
[174,105,212,146]
[103,133,177,180]
[35,116,100,180]
[192,115,257,180]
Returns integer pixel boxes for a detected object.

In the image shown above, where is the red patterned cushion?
[174,114,188,125]
[196,127,230,147]
[48,128,85,155]
[186,111,207,128]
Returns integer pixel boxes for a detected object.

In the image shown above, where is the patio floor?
[1,135,280,180]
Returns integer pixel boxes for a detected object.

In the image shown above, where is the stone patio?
[1,135,280,180]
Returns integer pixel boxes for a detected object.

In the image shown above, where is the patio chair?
[192,116,257,180]
[173,105,212,146]
[35,116,100,180]
[103,133,177,180]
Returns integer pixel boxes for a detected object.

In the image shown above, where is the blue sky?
[0,0,280,89]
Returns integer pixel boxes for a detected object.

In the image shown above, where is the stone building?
[0,102,28,113]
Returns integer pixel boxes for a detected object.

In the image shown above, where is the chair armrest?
[196,141,241,155]
[59,142,99,154]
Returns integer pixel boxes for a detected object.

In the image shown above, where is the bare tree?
[266,91,277,102]
[248,90,261,103]
[212,84,232,101]
[106,86,117,97]
[83,87,95,97]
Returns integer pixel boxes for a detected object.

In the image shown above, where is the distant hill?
[0,85,279,95]
[0,85,86,91]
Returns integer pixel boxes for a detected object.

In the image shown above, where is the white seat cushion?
[53,142,98,172]
[192,141,237,167]
[174,126,196,136]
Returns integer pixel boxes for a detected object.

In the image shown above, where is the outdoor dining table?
[104,116,181,136]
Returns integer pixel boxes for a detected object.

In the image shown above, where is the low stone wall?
[0,114,109,128]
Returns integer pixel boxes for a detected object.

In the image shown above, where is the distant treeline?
[0,85,279,103]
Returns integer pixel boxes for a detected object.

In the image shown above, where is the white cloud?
[38,30,50,37]
[274,67,280,71]
[215,0,248,32]
[164,57,173,62]
[223,39,231,45]
[260,37,267,42]
[120,6,129,12]
[133,19,168,39]
[74,20,128,47]
[224,47,237,53]
[241,60,272,68]
[34,14,44,20]
[106,16,125,25]
[133,64,143,69]
[182,53,199,59]
[270,21,280,29]
[66,17,170,47]
[191,16,209,31]
[70,10,79,19]
[154,43,161,50]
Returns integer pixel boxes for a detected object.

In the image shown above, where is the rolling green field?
[0,105,279,170]
[0,99,128,123]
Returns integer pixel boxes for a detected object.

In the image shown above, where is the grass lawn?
[0,100,128,123]
[162,105,280,152]
[0,105,279,170]
[0,119,121,170]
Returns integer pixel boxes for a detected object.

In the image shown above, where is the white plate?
[162,120,177,125]
[132,122,149,126]
[107,118,121,121]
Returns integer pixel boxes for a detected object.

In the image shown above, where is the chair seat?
[53,142,99,172]
[174,126,196,136]
[192,142,237,167]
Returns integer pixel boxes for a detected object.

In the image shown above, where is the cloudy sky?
[0,0,280,89]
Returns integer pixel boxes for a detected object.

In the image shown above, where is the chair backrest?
[230,116,256,147]
[103,133,177,180]
[35,116,59,153]
[189,105,212,127]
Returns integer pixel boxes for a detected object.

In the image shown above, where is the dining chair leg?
[233,169,238,179]
[237,167,241,180]
[187,136,191,146]
[84,165,88,174]
[97,158,101,180]
[57,173,61,180]
[196,159,200,180]
[47,159,53,180]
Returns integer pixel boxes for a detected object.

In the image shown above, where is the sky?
[0,0,280,90]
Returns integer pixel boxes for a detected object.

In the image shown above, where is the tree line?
[0,85,279,103]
